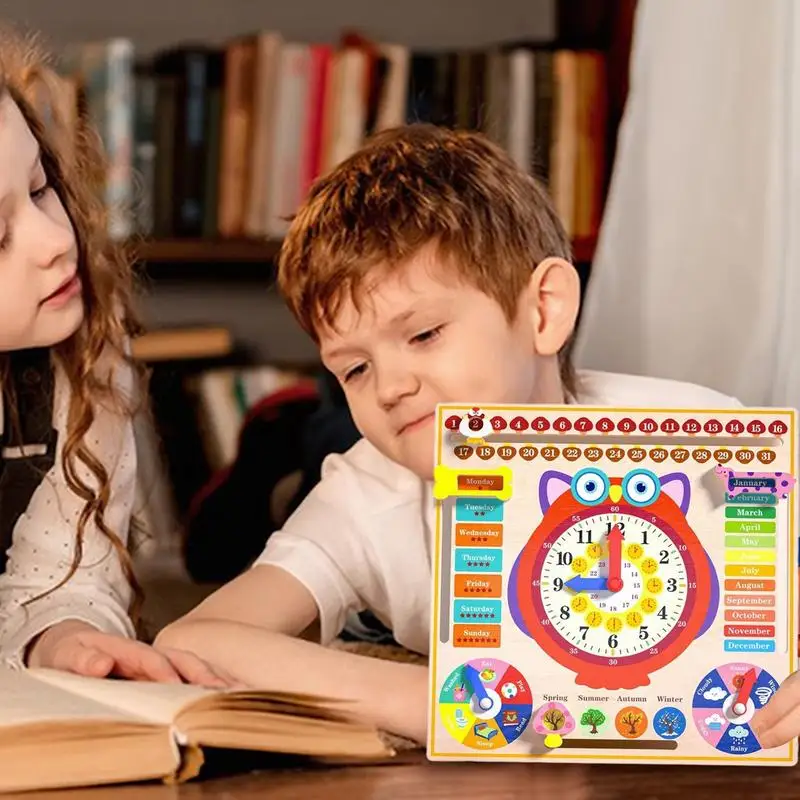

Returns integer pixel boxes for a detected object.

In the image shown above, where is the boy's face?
[0,96,83,352]
[320,247,578,480]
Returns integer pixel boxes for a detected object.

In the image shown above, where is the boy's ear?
[525,256,581,356]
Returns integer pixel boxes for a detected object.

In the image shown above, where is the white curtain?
[574,0,800,409]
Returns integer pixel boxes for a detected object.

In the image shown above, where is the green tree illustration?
[580,708,606,734]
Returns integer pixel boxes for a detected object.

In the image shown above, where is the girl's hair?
[0,26,146,621]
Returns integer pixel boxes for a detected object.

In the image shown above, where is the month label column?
[723,482,777,654]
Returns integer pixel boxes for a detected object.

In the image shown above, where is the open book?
[0,666,393,793]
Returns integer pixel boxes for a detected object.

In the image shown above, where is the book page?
[29,668,219,726]
[0,667,147,727]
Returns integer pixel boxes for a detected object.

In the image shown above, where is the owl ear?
[539,471,573,514]
[659,473,691,515]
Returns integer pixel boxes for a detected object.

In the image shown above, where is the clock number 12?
[606,520,651,545]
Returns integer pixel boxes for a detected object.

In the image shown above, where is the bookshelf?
[41,0,637,563]
[131,326,233,362]
[134,235,597,267]
[137,237,282,264]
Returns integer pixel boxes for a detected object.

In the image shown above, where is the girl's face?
[0,95,83,351]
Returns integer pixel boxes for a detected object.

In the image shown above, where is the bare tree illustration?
[543,708,565,731]
[620,711,643,736]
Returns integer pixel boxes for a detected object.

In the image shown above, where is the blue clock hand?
[565,575,608,592]
[465,665,493,710]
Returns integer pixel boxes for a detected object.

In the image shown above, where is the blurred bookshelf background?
[9,0,636,600]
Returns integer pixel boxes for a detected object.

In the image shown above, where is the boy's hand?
[750,670,800,748]
[26,620,242,689]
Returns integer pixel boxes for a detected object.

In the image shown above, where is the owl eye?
[571,468,609,505]
[622,469,660,506]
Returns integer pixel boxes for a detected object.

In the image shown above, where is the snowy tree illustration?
[657,710,680,736]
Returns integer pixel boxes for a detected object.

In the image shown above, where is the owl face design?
[509,465,715,689]
[539,467,692,518]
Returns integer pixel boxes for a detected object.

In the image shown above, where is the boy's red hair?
[278,123,576,393]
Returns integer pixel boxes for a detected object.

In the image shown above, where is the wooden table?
[12,749,800,800]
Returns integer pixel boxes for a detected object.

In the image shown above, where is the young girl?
[0,26,232,687]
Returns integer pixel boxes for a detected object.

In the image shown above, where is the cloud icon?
[728,726,749,739]
[704,713,725,729]
[704,687,728,701]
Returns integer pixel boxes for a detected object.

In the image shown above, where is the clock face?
[532,509,697,665]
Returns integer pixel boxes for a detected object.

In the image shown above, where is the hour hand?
[565,575,608,592]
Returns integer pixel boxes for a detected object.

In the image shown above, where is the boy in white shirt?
[156,124,742,744]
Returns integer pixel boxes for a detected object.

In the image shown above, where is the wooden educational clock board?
[428,405,798,766]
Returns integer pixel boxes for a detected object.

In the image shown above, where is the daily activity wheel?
[438,658,533,749]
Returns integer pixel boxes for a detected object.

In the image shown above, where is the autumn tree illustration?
[620,710,643,736]
[542,708,565,731]
[657,710,680,736]
[580,708,606,734]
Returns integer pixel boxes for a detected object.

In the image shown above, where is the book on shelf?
[146,361,316,517]
[0,666,391,793]
[188,363,313,470]
[131,326,233,362]
[59,38,136,241]
[45,31,610,254]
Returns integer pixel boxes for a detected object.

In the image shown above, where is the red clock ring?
[514,502,711,688]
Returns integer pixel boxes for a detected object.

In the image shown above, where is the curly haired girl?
[0,26,233,687]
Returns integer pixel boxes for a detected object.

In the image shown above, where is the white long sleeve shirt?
[255,369,743,655]
[0,350,137,668]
